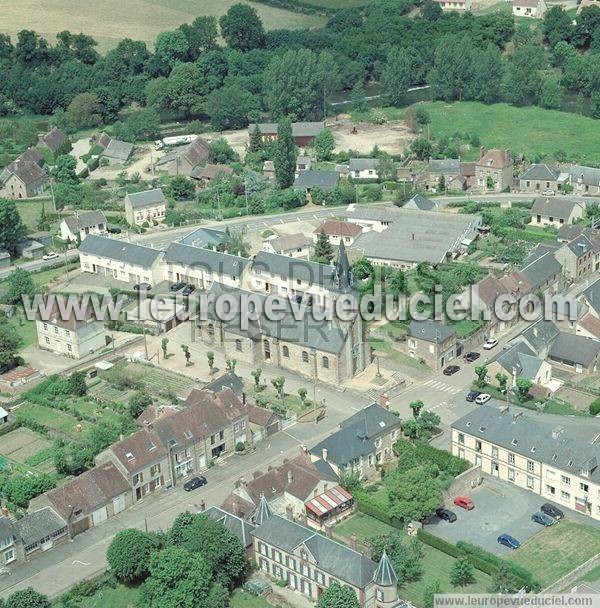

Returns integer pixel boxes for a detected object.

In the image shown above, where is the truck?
[154,134,198,150]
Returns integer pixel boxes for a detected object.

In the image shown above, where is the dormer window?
[147,442,156,452]
[125,452,135,462]
[185,430,193,440]
[511,439,518,446]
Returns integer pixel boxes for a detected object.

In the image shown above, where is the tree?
[410,400,424,418]
[251,368,262,389]
[0,199,27,256]
[474,365,488,389]
[5,588,50,608]
[450,557,475,587]
[205,84,259,131]
[0,324,21,373]
[419,411,441,436]
[271,376,285,400]
[421,0,443,21]
[313,230,335,264]
[68,371,87,397]
[423,580,441,608]
[129,390,153,418]
[107,528,160,583]
[154,30,190,69]
[387,465,443,521]
[377,154,396,181]
[168,176,195,200]
[539,74,562,109]
[66,92,101,129]
[273,117,297,189]
[316,581,360,608]
[298,387,308,403]
[161,337,169,359]
[382,47,412,106]
[543,6,574,48]
[350,80,368,112]
[208,138,238,164]
[411,138,433,160]
[516,378,533,402]
[469,44,503,104]
[490,563,520,593]
[313,129,335,161]
[181,344,191,366]
[3,268,34,304]
[495,373,508,393]
[370,533,423,584]
[219,3,266,51]
[207,351,215,373]
[51,154,78,185]
[249,124,263,152]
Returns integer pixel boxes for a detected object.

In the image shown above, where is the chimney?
[287,470,293,484]
[242,392,246,405]
[232,500,240,517]
[379,393,389,410]
[300,445,308,456]
[325,524,333,539]
[286,505,294,521]
[322,448,328,462]
[350,534,357,551]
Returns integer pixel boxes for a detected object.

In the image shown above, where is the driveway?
[70,137,91,174]
[425,477,546,555]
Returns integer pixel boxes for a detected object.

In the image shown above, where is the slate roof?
[17,508,67,546]
[251,514,377,588]
[570,165,600,187]
[491,342,544,380]
[204,372,244,396]
[403,194,437,211]
[293,170,340,192]
[45,462,130,519]
[349,158,379,172]
[407,319,456,343]
[63,210,107,232]
[373,550,398,587]
[41,127,67,152]
[5,160,47,185]
[203,507,255,548]
[520,249,562,289]
[531,197,584,220]
[267,233,312,253]
[253,250,351,293]
[549,332,600,367]
[582,279,600,316]
[348,207,481,265]
[251,495,273,525]
[520,164,559,181]
[311,404,402,467]
[183,137,211,167]
[125,188,166,209]
[195,164,234,180]
[452,406,600,483]
[428,158,460,174]
[164,242,250,278]
[520,318,560,354]
[0,517,16,542]
[102,138,134,162]
[565,235,594,258]
[202,284,350,354]
[79,235,162,268]
[180,227,224,249]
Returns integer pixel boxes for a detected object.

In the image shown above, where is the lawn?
[6,313,38,350]
[231,590,272,608]
[0,0,325,53]
[54,584,139,608]
[15,198,53,230]
[509,520,600,588]
[334,513,398,543]
[370,337,429,371]
[14,402,90,439]
[423,101,600,164]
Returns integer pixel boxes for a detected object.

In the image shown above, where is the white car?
[541,189,555,196]
[475,393,491,405]
[482,338,498,350]
[42,252,60,261]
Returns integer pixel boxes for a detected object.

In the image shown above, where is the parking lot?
[426,477,546,555]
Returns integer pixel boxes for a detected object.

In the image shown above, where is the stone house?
[486,341,552,390]
[512,0,547,18]
[405,319,458,369]
[59,210,108,242]
[554,235,596,280]
[310,404,403,482]
[155,136,211,176]
[577,279,600,340]
[191,163,234,187]
[293,170,340,202]
[0,160,48,199]
[401,194,439,212]
[518,164,560,192]
[38,127,67,154]
[425,158,464,191]
[313,220,363,246]
[98,135,133,165]
[348,158,380,180]
[124,188,166,226]
[569,165,600,196]
[36,301,105,359]
[78,235,164,286]
[520,245,565,296]
[531,197,585,227]
[548,332,600,374]
[475,148,513,192]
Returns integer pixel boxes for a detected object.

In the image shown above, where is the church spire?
[335,239,352,291]
[373,550,398,587]
[251,493,273,526]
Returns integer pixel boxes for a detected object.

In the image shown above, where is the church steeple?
[251,493,273,526]
[334,239,353,291]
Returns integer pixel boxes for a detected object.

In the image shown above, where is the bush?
[87,157,99,171]
[354,491,403,529]
[235,442,245,452]
[589,398,600,416]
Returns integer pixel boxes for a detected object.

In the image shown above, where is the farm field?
[0,0,325,53]
[0,427,56,474]
[423,101,600,164]
[14,401,91,438]
[509,520,600,588]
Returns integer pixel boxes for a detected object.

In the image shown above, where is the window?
[235,339,242,352]
[546,485,555,495]
[561,475,571,486]
[315,571,325,585]
[508,468,515,481]
[580,482,589,493]
[561,491,570,501]
[67,344,72,352]
[45,336,50,344]
[263,340,270,359]
[207,323,215,337]
[302,351,309,363]
[457,433,465,445]
[377,590,384,601]
[259,542,268,556]
[43,323,48,331]
[527,475,534,489]
[3,548,14,564]
[133,473,143,485]
[282,345,289,358]
[527,460,534,472]
[475,440,482,452]
[492,446,499,458]
[321,356,329,369]
[508,453,515,465]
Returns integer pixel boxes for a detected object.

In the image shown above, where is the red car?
[453,496,475,510]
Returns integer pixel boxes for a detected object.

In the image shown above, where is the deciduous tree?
[273,117,297,188]
[107,528,159,583]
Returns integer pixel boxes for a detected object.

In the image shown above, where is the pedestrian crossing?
[423,379,462,395]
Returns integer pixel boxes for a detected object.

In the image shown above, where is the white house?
[60,211,108,242]
[124,189,167,226]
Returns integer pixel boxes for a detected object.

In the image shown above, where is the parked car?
[107,226,122,234]
[482,338,499,350]
[443,365,460,376]
[183,476,207,492]
[133,283,152,291]
[541,189,555,196]
[435,507,457,523]
[453,496,474,510]
[531,511,556,527]
[464,352,480,363]
[466,390,481,402]
[475,393,491,405]
[170,282,186,292]
[182,284,195,296]
[540,503,564,520]
[43,251,60,261]
[497,534,520,549]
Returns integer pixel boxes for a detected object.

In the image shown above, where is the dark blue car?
[497,534,520,549]
[531,511,556,527]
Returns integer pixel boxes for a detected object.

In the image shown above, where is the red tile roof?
[314,220,362,238]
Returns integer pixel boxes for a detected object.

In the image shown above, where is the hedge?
[354,491,403,529]
[590,397,600,416]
